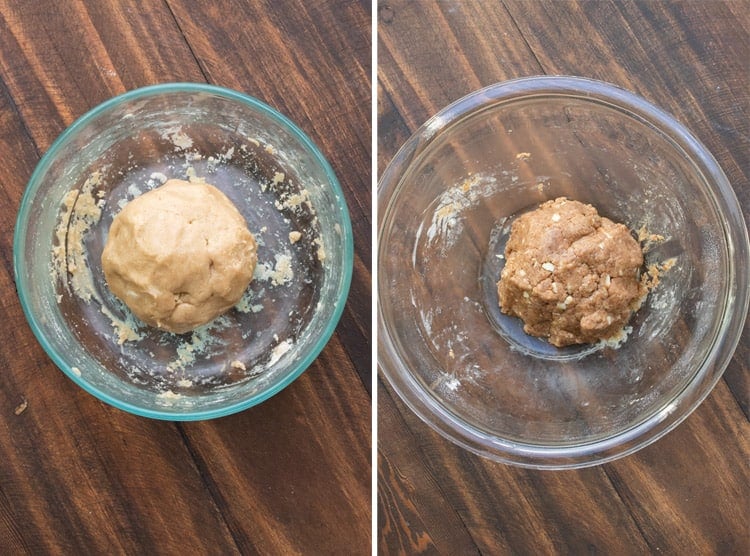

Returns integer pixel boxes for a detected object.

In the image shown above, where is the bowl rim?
[14,82,354,421]
[377,75,750,468]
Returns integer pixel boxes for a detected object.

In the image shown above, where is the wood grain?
[0,0,371,553]
[378,0,749,553]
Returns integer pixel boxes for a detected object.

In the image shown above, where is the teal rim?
[13,82,354,421]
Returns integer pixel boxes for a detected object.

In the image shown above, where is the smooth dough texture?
[497,197,644,347]
[102,179,257,334]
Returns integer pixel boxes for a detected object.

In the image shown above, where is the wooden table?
[0,1,371,553]
[378,1,749,553]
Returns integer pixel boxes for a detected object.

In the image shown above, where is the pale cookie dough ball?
[497,197,645,347]
[102,179,257,334]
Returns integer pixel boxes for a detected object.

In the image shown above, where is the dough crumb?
[637,225,665,245]
[14,399,28,416]
[149,172,168,184]
[185,166,206,184]
[157,390,181,401]
[640,257,676,293]
[231,360,247,371]
[314,237,326,261]
[163,127,193,150]
[289,231,302,244]
[254,253,294,286]
[497,197,646,347]
[268,340,292,366]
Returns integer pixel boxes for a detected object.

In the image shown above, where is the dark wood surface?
[378,1,749,554]
[0,1,371,553]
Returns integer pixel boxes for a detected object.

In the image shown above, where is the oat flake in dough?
[497,197,645,347]
[101,179,257,334]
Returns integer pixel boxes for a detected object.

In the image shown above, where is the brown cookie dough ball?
[497,197,644,347]
[102,179,257,334]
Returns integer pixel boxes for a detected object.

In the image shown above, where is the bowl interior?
[16,85,352,419]
[379,79,747,466]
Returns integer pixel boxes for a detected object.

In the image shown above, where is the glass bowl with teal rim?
[15,83,353,420]
[378,76,749,468]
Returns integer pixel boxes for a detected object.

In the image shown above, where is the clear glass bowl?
[378,76,749,468]
[15,83,353,420]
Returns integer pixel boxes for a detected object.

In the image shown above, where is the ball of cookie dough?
[101,179,257,334]
[497,197,644,347]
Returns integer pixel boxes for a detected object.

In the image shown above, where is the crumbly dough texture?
[497,197,644,347]
[102,179,257,334]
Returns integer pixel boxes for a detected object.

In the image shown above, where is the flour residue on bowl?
[165,316,230,373]
[231,360,247,371]
[631,222,679,322]
[424,173,498,251]
[269,178,327,262]
[254,252,295,286]
[52,170,105,302]
[161,126,193,150]
[430,361,486,399]
[51,170,148,345]
[155,389,182,406]
[420,167,546,254]
[268,339,293,366]
[235,286,265,315]
[100,304,144,345]
[596,325,634,350]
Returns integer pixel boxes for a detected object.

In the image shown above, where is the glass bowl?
[378,76,749,468]
[15,83,353,420]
